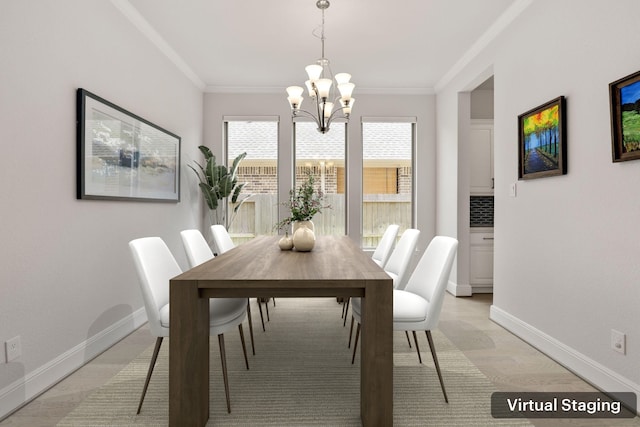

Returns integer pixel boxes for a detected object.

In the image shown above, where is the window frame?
[360,117,417,249]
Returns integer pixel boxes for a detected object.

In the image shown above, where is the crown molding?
[205,85,434,95]
[434,0,533,92]
[110,0,206,90]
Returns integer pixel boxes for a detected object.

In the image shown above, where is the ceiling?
[124,0,516,93]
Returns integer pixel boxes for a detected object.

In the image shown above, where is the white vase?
[292,224,316,252]
[292,220,315,234]
[278,233,294,250]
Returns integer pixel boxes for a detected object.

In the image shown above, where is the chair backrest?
[211,224,235,255]
[129,237,182,337]
[180,229,214,268]
[371,224,400,268]
[384,228,420,290]
[404,236,458,330]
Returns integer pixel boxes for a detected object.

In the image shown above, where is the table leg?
[170,279,209,426]
[360,280,393,426]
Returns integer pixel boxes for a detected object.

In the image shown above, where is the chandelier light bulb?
[305,64,323,82]
[341,97,354,115]
[323,102,334,118]
[315,78,333,99]
[338,82,355,100]
[304,80,316,98]
[335,73,351,84]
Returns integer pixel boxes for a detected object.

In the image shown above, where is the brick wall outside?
[237,165,412,195]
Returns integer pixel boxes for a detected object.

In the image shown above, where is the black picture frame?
[76,89,180,202]
[609,70,640,162]
[518,96,567,180]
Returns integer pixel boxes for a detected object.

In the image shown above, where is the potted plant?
[275,173,331,233]
[188,145,251,230]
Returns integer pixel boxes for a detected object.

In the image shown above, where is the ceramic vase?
[292,223,315,252]
[292,220,315,234]
[278,233,294,250]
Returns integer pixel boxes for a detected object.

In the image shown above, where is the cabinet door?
[470,245,494,285]
[470,127,493,195]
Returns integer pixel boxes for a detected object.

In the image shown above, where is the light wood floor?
[1,294,637,426]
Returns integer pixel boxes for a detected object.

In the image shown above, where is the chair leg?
[342,298,350,326]
[412,330,422,364]
[341,298,347,318]
[238,324,249,370]
[426,330,448,403]
[218,334,231,413]
[351,323,361,364]
[246,300,255,355]
[405,331,412,348]
[137,336,163,414]
[265,299,270,321]
[348,316,355,348]
[257,299,266,332]
[273,297,276,307]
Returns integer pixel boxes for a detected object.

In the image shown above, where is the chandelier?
[286,0,355,134]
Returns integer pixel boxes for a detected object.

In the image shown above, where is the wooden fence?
[229,194,411,248]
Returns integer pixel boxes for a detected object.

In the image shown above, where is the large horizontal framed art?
[609,70,640,162]
[518,96,567,180]
[76,88,180,202]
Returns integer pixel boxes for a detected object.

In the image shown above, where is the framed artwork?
[77,89,180,202]
[609,70,640,162]
[518,96,567,180]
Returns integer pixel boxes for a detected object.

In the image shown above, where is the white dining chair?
[342,224,400,322]
[384,228,421,290]
[350,235,458,403]
[211,224,236,255]
[347,228,420,346]
[129,236,249,414]
[211,224,273,325]
[371,224,400,268]
[180,229,256,355]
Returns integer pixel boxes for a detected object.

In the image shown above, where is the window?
[225,118,279,244]
[362,120,414,249]
[294,121,346,235]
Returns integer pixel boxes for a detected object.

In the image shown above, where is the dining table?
[169,235,393,426]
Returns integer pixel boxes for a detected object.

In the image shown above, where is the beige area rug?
[57,298,530,426]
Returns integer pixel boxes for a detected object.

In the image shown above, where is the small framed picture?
[518,96,567,180]
[76,89,181,202]
[609,70,640,162]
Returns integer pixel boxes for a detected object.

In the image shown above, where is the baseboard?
[471,284,493,293]
[490,305,640,414]
[446,280,473,297]
[0,307,147,420]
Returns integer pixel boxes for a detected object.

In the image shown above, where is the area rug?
[57,298,530,426]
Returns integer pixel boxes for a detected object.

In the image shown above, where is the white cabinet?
[469,231,494,290]
[470,121,494,195]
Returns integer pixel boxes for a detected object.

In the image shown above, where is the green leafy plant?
[275,173,331,231]
[188,145,251,229]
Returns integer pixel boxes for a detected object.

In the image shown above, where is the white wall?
[437,0,639,405]
[203,92,437,257]
[0,0,203,418]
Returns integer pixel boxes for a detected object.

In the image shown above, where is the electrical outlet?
[611,329,626,355]
[5,336,21,362]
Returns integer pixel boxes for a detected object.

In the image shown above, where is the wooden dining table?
[169,235,393,426]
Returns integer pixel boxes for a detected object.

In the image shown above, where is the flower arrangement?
[275,173,331,231]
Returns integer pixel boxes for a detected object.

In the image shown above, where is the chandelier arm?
[316,98,324,128]
[328,105,348,119]
[293,109,321,122]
